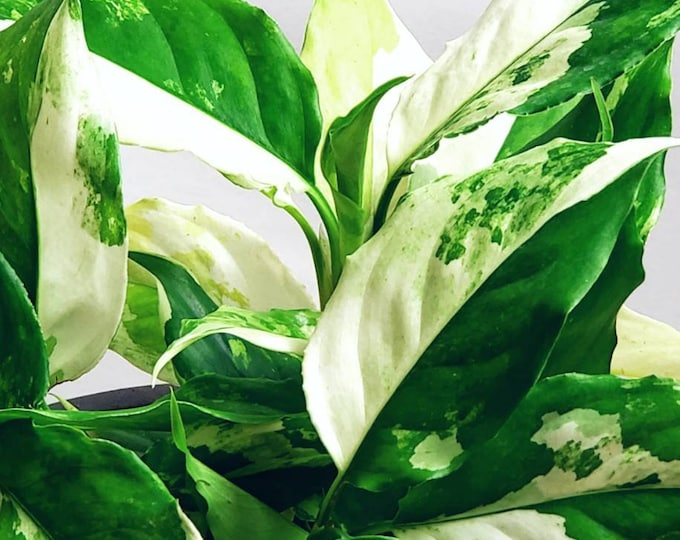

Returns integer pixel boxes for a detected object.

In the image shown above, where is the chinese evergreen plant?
[2,0,680,538]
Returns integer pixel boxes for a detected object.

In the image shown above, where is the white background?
[53,1,680,398]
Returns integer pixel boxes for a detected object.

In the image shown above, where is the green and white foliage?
[304,136,679,473]
[0,0,126,385]
[1,1,680,539]
[612,307,680,379]
[112,198,314,379]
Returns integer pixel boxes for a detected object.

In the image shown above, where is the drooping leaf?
[170,393,308,540]
[155,306,318,382]
[0,418,197,539]
[0,251,48,408]
[385,0,680,186]
[131,251,303,383]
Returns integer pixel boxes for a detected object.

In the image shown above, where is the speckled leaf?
[611,307,680,379]
[522,42,673,377]
[114,198,314,380]
[131,251,305,383]
[320,168,644,532]
[0,251,47,409]
[170,393,308,540]
[385,0,680,188]
[155,307,318,382]
[304,137,679,476]
[84,0,320,208]
[0,0,127,385]
[381,375,680,533]
[0,419,197,539]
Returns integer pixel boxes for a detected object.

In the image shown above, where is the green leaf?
[130,251,303,383]
[304,137,679,476]
[387,375,680,532]
[385,0,680,185]
[590,78,614,142]
[0,0,127,385]
[0,251,48,408]
[0,418,196,539]
[156,306,318,382]
[321,77,408,256]
[114,198,315,380]
[83,0,320,204]
[612,307,680,379]
[170,393,308,540]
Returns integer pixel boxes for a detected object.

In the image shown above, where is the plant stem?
[282,203,333,308]
[306,186,343,299]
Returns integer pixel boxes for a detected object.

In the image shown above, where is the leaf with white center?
[385,0,680,190]
[127,198,314,310]
[0,251,48,408]
[304,137,679,475]
[395,510,572,540]
[154,307,318,382]
[611,307,680,379]
[301,0,430,131]
[170,393,308,540]
[0,0,127,385]
[82,0,320,205]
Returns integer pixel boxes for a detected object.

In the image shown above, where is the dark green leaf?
[321,77,408,256]
[0,250,48,408]
[80,0,321,181]
[130,251,302,383]
[0,419,190,539]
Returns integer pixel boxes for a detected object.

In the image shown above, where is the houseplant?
[1,0,680,537]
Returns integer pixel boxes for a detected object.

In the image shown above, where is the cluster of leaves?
[1,0,680,538]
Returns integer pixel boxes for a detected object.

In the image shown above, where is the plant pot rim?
[50,384,173,411]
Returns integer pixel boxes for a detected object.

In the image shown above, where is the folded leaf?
[390,375,680,530]
[386,0,680,183]
[304,137,679,475]
[131,252,305,384]
[170,393,308,540]
[0,0,127,385]
[155,306,318,381]
[0,251,48,408]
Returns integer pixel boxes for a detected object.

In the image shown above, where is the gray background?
[53,1,680,398]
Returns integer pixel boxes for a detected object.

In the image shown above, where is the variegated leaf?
[386,375,680,532]
[170,393,308,540]
[385,0,680,192]
[0,0,127,385]
[127,198,314,311]
[304,137,679,475]
[301,0,431,225]
[612,307,680,379]
[155,307,318,381]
